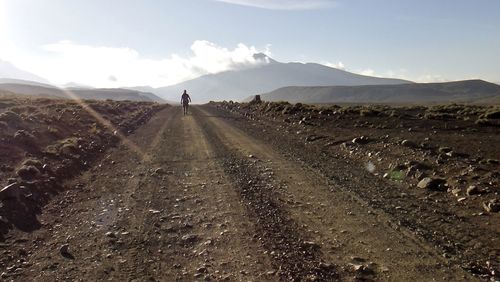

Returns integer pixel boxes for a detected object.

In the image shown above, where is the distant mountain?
[152,53,411,103]
[126,86,177,104]
[71,88,165,103]
[0,60,50,84]
[63,82,94,89]
[127,85,157,93]
[0,81,165,103]
[0,83,65,98]
[256,80,500,104]
[0,78,56,88]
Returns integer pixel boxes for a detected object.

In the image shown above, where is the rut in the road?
[194,110,338,281]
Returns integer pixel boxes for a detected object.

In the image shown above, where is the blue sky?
[0,0,499,87]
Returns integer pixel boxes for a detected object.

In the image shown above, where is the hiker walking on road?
[181,90,191,115]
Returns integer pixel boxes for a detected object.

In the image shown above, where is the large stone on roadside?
[417,177,447,191]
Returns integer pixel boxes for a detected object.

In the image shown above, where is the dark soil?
[0,95,166,240]
[212,101,500,280]
[0,99,496,281]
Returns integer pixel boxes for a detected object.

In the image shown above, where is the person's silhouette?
[180,90,191,115]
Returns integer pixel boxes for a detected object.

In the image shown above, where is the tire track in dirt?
[1,104,479,281]
[193,107,339,281]
[5,107,276,281]
[28,108,179,281]
[136,109,274,280]
[215,102,500,279]
[2,107,174,281]
[194,105,476,281]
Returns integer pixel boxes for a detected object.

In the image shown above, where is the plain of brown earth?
[0,98,498,281]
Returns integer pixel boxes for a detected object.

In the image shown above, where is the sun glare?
[60,88,148,160]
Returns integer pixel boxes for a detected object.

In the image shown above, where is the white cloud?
[214,0,335,10]
[414,74,447,83]
[359,68,375,76]
[1,40,269,87]
[324,61,345,70]
[355,67,447,83]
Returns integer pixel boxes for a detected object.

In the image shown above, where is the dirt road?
[1,106,478,281]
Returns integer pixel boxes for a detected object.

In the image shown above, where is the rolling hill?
[0,78,56,88]
[151,54,411,103]
[0,82,165,103]
[256,79,500,104]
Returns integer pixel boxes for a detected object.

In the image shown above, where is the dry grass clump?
[0,111,22,124]
[13,130,36,144]
[479,108,500,119]
[58,137,81,156]
[475,106,500,126]
[16,164,40,180]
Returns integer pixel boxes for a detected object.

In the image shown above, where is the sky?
[0,0,499,87]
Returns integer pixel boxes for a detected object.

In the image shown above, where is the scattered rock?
[352,264,364,272]
[154,168,165,175]
[349,262,376,280]
[318,262,334,270]
[417,177,447,191]
[298,118,310,125]
[466,185,482,196]
[181,234,198,243]
[105,231,116,238]
[438,146,452,153]
[406,161,431,170]
[401,140,417,147]
[305,135,326,142]
[18,248,28,256]
[352,136,369,144]
[197,266,208,273]
[420,142,433,149]
[59,244,72,258]
[302,241,320,250]
[486,159,499,165]
[483,199,500,213]
[451,188,461,197]
[266,270,276,276]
